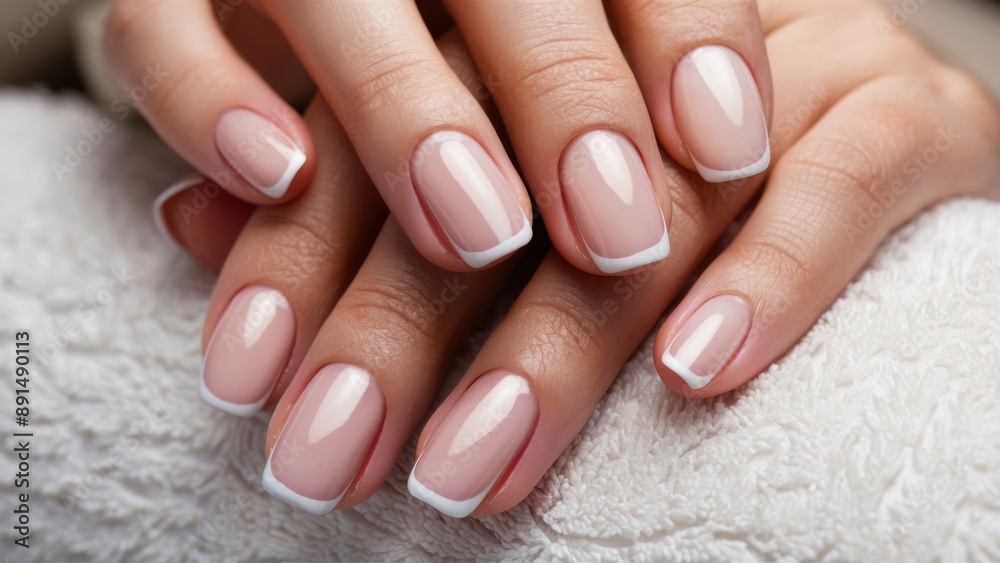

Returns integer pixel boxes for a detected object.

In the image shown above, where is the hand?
[159,2,999,518]
[407,0,998,517]
[106,0,773,274]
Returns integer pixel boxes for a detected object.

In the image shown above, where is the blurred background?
[1,0,999,104]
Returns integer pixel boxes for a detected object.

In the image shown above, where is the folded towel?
[1,90,998,561]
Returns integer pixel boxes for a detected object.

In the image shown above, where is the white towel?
[1,90,998,561]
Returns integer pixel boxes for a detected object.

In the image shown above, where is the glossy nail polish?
[262,364,385,515]
[408,370,538,518]
[560,130,670,273]
[200,286,295,416]
[215,108,306,198]
[411,131,532,268]
[672,45,770,183]
[661,294,752,389]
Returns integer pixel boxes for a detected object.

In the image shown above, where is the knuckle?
[337,262,452,360]
[250,211,346,288]
[733,236,812,284]
[503,35,634,122]
[340,51,460,125]
[779,133,887,213]
[632,0,756,45]
[512,280,608,373]
[152,56,239,118]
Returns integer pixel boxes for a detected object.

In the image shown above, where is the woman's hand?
[106,0,773,274]
[158,2,999,518]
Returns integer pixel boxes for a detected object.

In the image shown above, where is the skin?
[105,0,772,275]
[153,2,1000,517]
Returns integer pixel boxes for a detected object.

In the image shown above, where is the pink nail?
[661,294,752,389]
[560,130,670,273]
[200,286,295,416]
[408,370,538,518]
[262,364,385,515]
[411,131,532,268]
[215,108,306,198]
[672,45,770,183]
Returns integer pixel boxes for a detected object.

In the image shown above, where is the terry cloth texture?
[1,90,999,561]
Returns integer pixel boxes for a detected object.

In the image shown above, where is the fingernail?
[661,294,752,389]
[215,108,306,198]
[152,174,204,249]
[262,364,385,515]
[408,370,538,518]
[560,130,670,273]
[200,286,295,416]
[411,131,532,269]
[672,45,770,183]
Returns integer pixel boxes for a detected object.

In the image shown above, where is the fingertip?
[152,175,254,271]
[213,107,314,203]
[152,174,204,249]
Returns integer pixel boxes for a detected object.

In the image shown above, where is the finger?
[261,218,517,514]
[198,97,386,417]
[104,0,314,204]
[443,0,671,274]
[220,2,315,107]
[152,175,254,272]
[406,154,767,516]
[262,0,533,271]
[608,0,773,184]
[401,4,869,514]
[656,69,1000,397]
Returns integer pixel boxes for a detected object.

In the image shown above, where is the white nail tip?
[454,216,533,269]
[406,470,487,519]
[693,143,771,184]
[588,228,671,274]
[262,459,341,515]
[152,174,204,248]
[256,148,306,199]
[197,375,267,417]
[660,350,714,390]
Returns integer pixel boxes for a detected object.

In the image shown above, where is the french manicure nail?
[661,294,752,389]
[672,45,770,183]
[152,174,204,249]
[560,130,670,273]
[408,370,538,518]
[262,364,385,515]
[215,108,306,198]
[200,286,295,416]
[411,131,532,268]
